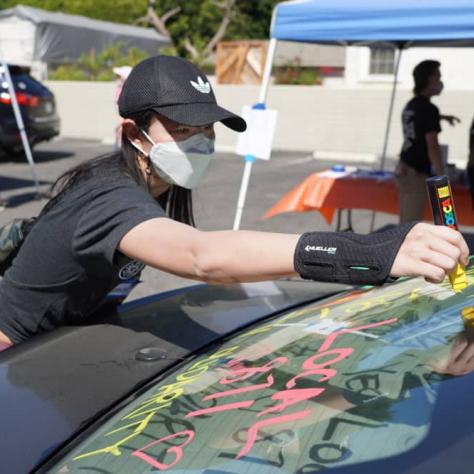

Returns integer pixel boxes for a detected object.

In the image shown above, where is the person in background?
[396,60,460,223]
[113,66,132,149]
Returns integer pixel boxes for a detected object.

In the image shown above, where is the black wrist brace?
[294,223,415,286]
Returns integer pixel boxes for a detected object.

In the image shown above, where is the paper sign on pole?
[236,105,277,160]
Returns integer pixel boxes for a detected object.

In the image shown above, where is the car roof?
[0,280,342,474]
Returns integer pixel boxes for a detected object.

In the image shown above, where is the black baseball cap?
[119,55,246,132]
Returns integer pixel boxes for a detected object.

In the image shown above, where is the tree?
[137,0,282,65]
[227,0,280,40]
[136,0,235,66]
[0,0,148,25]
[2,0,282,64]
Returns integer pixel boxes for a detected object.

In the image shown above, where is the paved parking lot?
[0,138,472,301]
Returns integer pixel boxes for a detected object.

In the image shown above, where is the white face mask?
[139,130,215,189]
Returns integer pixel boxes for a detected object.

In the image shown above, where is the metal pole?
[379,48,403,171]
[232,38,278,230]
[0,60,40,193]
[233,155,255,230]
[370,47,403,232]
[258,38,277,104]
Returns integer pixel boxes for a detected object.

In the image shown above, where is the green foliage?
[0,0,148,25]
[150,1,226,62]
[0,0,280,37]
[150,0,280,63]
[275,59,322,85]
[227,0,281,40]
[1,0,281,63]
[48,43,149,81]
[20,0,270,65]
[48,65,89,81]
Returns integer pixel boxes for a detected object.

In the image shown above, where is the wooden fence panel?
[216,41,267,85]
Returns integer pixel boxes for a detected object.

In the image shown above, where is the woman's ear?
[122,119,144,151]
[122,118,139,136]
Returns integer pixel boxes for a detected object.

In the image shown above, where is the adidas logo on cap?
[190,76,211,94]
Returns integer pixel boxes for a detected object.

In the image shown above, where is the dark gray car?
[0,65,60,157]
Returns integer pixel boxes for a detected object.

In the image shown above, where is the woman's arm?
[440,114,461,126]
[119,218,299,283]
[118,218,469,285]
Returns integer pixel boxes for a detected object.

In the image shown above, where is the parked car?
[2,266,474,474]
[0,64,60,157]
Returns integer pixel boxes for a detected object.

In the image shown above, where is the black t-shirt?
[0,165,165,343]
[400,96,441,174]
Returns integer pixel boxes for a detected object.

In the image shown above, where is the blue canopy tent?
[270,0,474,46]
[233,0,474,229]
[264,0,474,166]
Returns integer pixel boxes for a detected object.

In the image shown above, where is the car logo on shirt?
[119,260,145,280]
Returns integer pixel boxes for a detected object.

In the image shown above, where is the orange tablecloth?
[263,171,474,226]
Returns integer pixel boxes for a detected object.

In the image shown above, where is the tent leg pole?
[233,156,255,230]
[233,38,277,230]
[0,60,40,194]
[379,48,403,171]
[370,48,403,232]
[258,38,277,104]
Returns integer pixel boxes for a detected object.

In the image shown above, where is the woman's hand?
[390,223,469,283]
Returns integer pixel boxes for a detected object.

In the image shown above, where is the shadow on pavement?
[4,192,47,208]
[10,149,74,163]
[0,175,51,192]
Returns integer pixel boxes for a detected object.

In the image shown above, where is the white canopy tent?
[233,0,474,229]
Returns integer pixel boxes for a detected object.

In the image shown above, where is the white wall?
[47,81,119,142]
[345,46,474,91]
[46,80,474,168]
[0,17,35,66]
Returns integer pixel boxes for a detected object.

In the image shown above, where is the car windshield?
[51,267,474,473]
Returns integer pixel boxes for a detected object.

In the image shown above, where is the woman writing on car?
[0,56,468,350]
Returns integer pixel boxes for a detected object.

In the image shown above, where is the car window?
[0,66,49,95]
[50,267,474,473]
[4,65,29,75]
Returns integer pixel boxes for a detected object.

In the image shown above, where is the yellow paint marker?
[426,175,467,293]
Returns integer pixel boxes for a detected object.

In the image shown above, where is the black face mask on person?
[434,80,444,95]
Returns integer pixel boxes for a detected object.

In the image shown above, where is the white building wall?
[0,17,35,66]
[46,81,474,168]
[345,46,474,91]
[216,85,473,167]
[47,81,118,141]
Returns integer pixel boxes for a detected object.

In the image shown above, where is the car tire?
[0,147,10,162]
